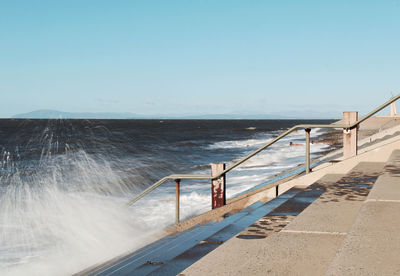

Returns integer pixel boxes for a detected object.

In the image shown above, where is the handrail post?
[211,163,226,209]
[175,179,181,224]
[305,128,311,174]
[343,111,358,159]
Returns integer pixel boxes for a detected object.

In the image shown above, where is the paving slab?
[182,232,344,276]
[283,200,363,234]
[367,174,400,201]
[368,150,400,201]
[326,201,400,276]
[286,163,384,233]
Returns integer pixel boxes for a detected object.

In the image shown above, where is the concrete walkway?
[326,150,400,276]
[181,151,400,275]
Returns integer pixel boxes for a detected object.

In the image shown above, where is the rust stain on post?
[343,111,358,159]
[211,163,226,209]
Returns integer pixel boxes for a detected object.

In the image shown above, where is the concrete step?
[126,189,302,276]
[181,162,385,275]
[90,223,213,276]
[144,189,304,276]
[88,188,300,276]
[90,202,264,276]
[326,150,400,275]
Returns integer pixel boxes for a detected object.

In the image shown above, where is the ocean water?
[0,119,334,275]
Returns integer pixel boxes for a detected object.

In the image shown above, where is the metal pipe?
[126,177,169,206]
[175,179,180,224]
[305,129,311,174]
[350,94,400,128]
[218,124,343,177]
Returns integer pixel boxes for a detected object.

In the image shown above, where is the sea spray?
[0,147,154,275]
[0,120,170,275]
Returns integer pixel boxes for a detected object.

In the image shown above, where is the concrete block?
[182,232,344,276]
[284,200,363,234]
[368,174,400,201]
[326,201,400,276]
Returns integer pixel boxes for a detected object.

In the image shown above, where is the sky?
[0,0,399,118]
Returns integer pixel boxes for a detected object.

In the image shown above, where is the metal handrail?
[127,94,400,207]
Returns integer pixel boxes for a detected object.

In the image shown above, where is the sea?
[0,118,335,275]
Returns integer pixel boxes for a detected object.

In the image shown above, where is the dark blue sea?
[0,119,335,275]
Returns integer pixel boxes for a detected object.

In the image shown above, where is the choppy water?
[0,119,334,275]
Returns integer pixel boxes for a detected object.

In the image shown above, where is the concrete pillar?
[391,102,397,116]
[343,111,358,159]
[211,163,226,209]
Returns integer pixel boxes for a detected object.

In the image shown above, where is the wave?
[0,147,159,276]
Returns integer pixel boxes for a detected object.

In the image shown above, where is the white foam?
[221,130,330,198]
[0,150,155,276]
[208,138,271,150]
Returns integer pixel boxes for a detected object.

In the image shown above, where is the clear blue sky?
[0,1,399,118]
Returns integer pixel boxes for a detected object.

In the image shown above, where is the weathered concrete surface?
[326,150,400,276]
[368,174,400,201]
[368,150,400,201]
[181,232,344,276]
[284,200,360,234]
[286,163,384,234]
[325,201,400,276]
[359,116,400,131]
[343,111,358,159]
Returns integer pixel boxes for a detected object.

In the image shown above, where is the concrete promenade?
[182,121,400,275]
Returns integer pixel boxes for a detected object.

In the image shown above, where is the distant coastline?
[12,109,339,120]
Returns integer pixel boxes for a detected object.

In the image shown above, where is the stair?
[86,187,301,275]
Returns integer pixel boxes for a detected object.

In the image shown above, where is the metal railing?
[127,94,400,224]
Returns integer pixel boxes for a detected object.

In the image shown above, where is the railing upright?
[305,129,311,174]
[175,179,180,224]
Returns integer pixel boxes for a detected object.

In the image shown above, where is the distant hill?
[12,109,339,120]
[12,110,141,119]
